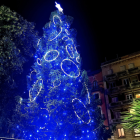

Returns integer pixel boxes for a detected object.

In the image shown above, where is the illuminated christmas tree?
[14,2,112,140]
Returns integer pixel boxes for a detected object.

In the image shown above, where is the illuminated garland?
[72,98,91,124]
[65,44,74,58]
[84,82,90,104]
[37,38,41,47]
[65,29,70,35]
[29,79,43,102]
[48,27,62,41]
[44,50,59,62]
[60,59,80,78]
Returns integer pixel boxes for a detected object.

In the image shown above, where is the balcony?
[109,99,133,108]
[122,99,133,105]
[131,81,140,88]
[128,67,140,74]
[105,87,119,95]
[109,101,122,108]
[105,74,117,81]
[117,70,128,77]
[110,118,127,124]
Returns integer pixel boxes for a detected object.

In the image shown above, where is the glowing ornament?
[76,56,80,63]
[60,59,80,78]
[37,58,42,65]
[29,79,43,102]
[44,50,59,62]
[53,79,61,88]
[55,2,63,13]
[62,36,69,41]
[72,98,91,124]
[66,44,74,58]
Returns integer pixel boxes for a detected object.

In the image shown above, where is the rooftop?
[101,51,140,66]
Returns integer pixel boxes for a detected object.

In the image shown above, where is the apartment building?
[88,69,109,127]
[101,51,140,140]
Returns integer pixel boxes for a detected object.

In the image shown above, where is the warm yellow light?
[136,94,140,98]
[130,109,135,114]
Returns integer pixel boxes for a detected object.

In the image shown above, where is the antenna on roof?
[105,57,107,62]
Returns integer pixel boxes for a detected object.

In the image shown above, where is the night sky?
[0,0,139,71]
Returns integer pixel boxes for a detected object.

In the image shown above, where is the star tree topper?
[55,2,63,13]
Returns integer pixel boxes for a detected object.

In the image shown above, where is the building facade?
[88,69,109,127]
[101,51,140,140]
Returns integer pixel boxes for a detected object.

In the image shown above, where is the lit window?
[118,128,125,137]
[128,63,134,69]
[126,94,132,100]
[136,94,140,98]
[120,65,126,71]
[134,129,140,136]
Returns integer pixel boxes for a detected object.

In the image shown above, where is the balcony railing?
[110,118,127,124]
[105,74,117,81]
[131,81,140,88]
[117,70,128,77]
[109,99,133,108]
[128,67,140,74]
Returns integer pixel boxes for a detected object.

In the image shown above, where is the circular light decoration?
[44,50,59,62]
[37,38,41,47]
[72,98,91,124]
[65,29,70,35]
[48,27,62,41]
[66,44,74,58]
[84,82,90,104]
[76,56,80,63]
[53,79,61,88]
[29,78,43,102]
[37,58,42,65]
[62,36,69,41]
[61,59,80,78]
[53,15,62,25]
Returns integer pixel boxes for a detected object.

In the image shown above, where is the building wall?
[101,52,140,140]
[88,70,109,126]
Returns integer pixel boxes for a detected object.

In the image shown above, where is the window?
[118,128,125,137]
[123,79,129,86]
[126,94,132,100]
[112,97,118,102]
[134,129,140,136]
[136,94,140,98]
[93,81,98,88]
[128,63,134,69]
[110,82,115,88]
[120,65,126,71]
[94,93,99,99]
[131,76,138,83]
[108,69,113,75]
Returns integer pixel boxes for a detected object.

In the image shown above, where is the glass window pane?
[121,128,124,136]
[118,129,121,137]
